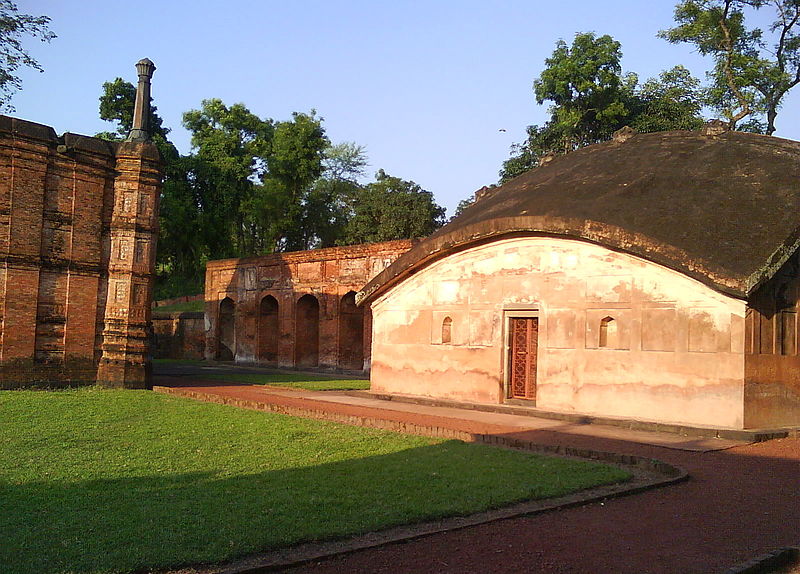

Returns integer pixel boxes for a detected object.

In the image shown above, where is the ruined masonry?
[0,59,162,388]
[204,240,413,371]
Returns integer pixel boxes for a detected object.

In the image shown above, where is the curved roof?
[359,129,800,305]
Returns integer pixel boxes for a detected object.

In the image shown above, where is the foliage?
[0,1,55,111]
[260,111,330,251]
[498,33,706,183]
[0,388,630,573]
[533,32,632,153]
[342,169,446,244]
[97,81,445,298]
[97,77,169,141]
[183,99,274,257]
[660,0,800,134]
[628,66,707,132]
[152,299,205,314]
[202,372,370,391]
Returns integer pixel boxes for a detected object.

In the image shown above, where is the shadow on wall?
[205,254,370,371]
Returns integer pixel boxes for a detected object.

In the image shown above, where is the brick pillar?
[96,141,161,388]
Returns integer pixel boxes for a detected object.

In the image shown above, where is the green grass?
[152,358,206,365]
[202,372,371,391]
[0,388,631,574]
[152,300,205,313]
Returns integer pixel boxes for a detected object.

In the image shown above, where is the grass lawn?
[152,358,206,365]
[152,300,205,313]
[201,372,371,391]
[0,388,631,574]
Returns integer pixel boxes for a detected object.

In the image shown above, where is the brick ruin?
[204,240,413,371]
[0,61,162,388]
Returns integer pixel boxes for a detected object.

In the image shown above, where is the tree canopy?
[96,86,446,298]
[0,1,55,110]
[342,169,446,245]
[660,0,800,134]
[499,33,706,183]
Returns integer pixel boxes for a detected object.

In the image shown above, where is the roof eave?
[357,217,748,307]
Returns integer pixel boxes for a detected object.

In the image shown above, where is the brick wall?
[204,240,414,371]
[0,116,161,388]
[152,311,205,360]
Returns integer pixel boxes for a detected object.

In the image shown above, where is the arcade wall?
[204,240,413,371]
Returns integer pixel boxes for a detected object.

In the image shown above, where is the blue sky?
[13,0,800,215]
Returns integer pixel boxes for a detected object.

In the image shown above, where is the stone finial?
[126,58,157,142]
[703,119,729,136]
[612,126,636,143]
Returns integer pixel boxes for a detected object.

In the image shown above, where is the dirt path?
[283,437,799,574]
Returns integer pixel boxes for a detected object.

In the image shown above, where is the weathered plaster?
[370,237,747,428]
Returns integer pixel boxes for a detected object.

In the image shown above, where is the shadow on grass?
[0,441,628,574]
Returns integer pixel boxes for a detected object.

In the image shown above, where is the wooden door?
[509,317,538,400]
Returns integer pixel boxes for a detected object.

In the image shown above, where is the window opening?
[442,317,453,344]
[599,316,617,348]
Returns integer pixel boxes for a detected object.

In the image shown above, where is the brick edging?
[355,391,799,442]
[154,385,689,574]
[725,546,800,574]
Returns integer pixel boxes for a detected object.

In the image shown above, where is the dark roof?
[359,130,800,305]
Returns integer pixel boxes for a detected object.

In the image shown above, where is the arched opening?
[441,316,453,344]
[258,295,279,362]
[338,291,364,370]
[295,294,319,367]
[217,297,235,360]
[599,316,617,349]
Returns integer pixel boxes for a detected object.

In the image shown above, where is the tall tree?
[499,34,706,183]
[660,0,800,134]
[0,1,55,110]
[183,99,274,257]
[304,142,368,248]
[628,66,707,133]
[97,78,203,298]
[262,111,329,251]
[533,32,633,153]
[342,169,446,245]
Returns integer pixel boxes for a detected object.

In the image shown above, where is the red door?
[509,317,538,400]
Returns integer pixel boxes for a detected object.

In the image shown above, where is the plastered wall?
[370,236,748,428]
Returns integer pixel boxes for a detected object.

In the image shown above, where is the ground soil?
[155,371,800,574]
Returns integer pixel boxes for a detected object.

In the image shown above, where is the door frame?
[502,308,540,404]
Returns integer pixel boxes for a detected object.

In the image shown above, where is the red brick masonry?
[0,116,161,388]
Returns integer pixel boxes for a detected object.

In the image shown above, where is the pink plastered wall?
[370,237,748,428]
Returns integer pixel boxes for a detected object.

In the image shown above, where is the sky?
[12,0,800,216]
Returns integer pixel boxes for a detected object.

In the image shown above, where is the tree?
[533,32,633,153]
[342,169,446,245]
[262,111,329,251]
[303,142,368,248]
[0,1,55,110]
[96,78,203,299]
[183,99,274,257]
[628,66,707,133]
[97,77,169,141]
[499,34,706,183]
[660,0,800,134]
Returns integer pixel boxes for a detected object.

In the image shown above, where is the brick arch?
[338,291,364,370]
[258,295,279,362]
[295,294,319,367]
[217,297,235,361]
